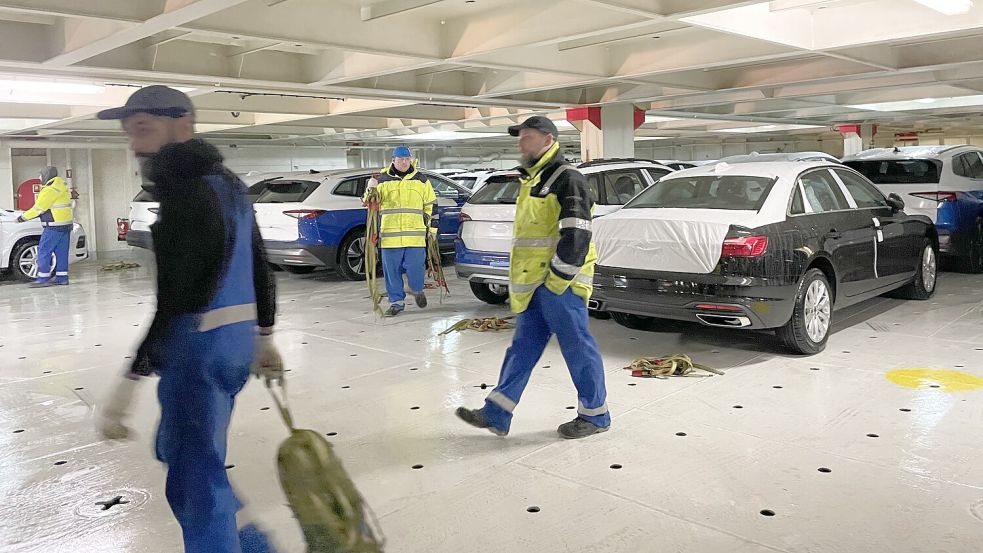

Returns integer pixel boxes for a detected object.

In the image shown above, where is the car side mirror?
[887,193,905,213]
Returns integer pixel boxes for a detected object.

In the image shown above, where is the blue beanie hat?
[393,145,412,158]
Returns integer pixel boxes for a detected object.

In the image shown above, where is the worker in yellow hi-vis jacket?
[17,166,74,287]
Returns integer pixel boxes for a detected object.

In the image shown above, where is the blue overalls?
[36,224,72,284]
[153,175,274,553]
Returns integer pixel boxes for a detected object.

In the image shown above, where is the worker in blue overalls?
[17,166,73,287]
[456,116,610,439]
[94,86,283,553]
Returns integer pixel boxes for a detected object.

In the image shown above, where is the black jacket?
[131,139,276,375]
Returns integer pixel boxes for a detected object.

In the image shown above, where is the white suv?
[0,208,88,281]
[455,159,674,304]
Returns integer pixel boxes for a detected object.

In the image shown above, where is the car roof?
[580,161,674,174]
[662,160,838,182]
[841,145,978,162]
[718,151,840,164]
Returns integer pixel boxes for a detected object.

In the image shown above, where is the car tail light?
[283,209,326,220]
[910,192,958,203]
[721,236,768,257]
[695,303,743,312]
[459,212,472,222]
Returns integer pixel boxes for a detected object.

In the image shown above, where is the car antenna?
[892,146,900,153]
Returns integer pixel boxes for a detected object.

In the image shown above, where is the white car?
[843,145,983,272]
[0,208,89,281]
[453,170,497,193]
[455,159,674,304]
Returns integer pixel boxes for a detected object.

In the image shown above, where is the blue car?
[250,168,470,280]
[844,145,983,272]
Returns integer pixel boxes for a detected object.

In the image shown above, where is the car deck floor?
[2,257,982,553]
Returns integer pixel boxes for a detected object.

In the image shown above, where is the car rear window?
[843,160,941,184]
[467,175,522,204]
[627,175,777,211]
[455,177,479,189]
[252,179,320,203]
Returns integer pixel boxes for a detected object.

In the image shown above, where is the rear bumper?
[454,240,509,282]
[935,197,983,256]
[126,230,153,250]
[264,240,337,268]
[592,266,798,329]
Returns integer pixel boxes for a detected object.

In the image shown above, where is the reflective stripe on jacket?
[23,177,73,226]
[368,164,437,248]
[509,142,596,314]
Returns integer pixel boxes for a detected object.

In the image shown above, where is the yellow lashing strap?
[439,316,515,335]
[101,261,141,271]
[624,354,724,378]
[363,188,384,317]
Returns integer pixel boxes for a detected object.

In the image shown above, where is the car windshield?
[627,175,777,211]
[252,179,320,203]
[467,175,522,204]
[843,160,941,184]
[455,177,479,189]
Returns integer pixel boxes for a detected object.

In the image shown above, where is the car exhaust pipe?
[587,300,601,310]
[696,314,752,328]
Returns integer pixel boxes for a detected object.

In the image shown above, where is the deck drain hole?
[866,433,879,438]
[410,406,420,410]
[733,405,743,409]
[675,432,687,437]
[54,460,67,466]
[95,496,129,511]
[527,506,540,513]
[629,337,638,341]
[301,342,308,345]
[326,432,337,437]
[818,467,832,473]
[410,367,419,371]
[260,407,270,411]
[74,387,84,391]
[225,464,235,470]
[18,356,25,360]
[474,351,481,354]
[930,384,940,388]
[760,510,776,517]
[349,354,357,357]
[42,371,52,374]
[810,367,820,371]
[628,383,637,386]
[900,408,911,412]
[542,365,551,368]
[95,344,102,347]
[773,386,783,389]
[610,464,623,470]
[411,464,424,470]
[342,386,351,389]
[566,406,575,410]
[13,429,24,434]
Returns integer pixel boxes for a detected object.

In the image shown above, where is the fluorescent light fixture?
[718,124,824,133]
[913,0,974,15]
[196,124,247,133]
[401,131,508,141]
[0,118,58,130]
[848,94,983,111]
[634,136,671,141]
[645,115,680,123]
[553,120,576,130]
[0,79,103,95]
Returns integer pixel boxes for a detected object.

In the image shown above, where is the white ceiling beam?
[360,0,442,21]
[44,0,252,67]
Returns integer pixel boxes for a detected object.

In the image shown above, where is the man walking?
[456,116,610,439]
[17,166,73,287]
[367,145,437,317]
[95,86,283,553]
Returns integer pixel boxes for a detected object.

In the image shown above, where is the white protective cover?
[593,161,807,274]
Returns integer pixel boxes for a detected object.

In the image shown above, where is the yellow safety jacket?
[369,164,437,249]
[23,176,73,227]
[509,142,596,314]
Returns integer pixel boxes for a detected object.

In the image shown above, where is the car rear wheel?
[282,265,316,275]
[895,238,937,300]
[611,311,656,331]
[337,228,369,281]
[12,239,45,282]
[777,268,832,355]
[469,282,509,304]
[962,217,983,273]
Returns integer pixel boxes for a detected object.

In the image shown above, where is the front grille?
[76,236,86,248]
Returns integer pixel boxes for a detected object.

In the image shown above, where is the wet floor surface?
[2,258,982,552]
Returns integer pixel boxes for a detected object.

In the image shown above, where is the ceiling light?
[553,120,576,130]
[718,124,824,133]
[645,115,680,124]
[634,136,670,141]
[401,131,506,141]
[849,94,983,111]
[913,0,974,15]
[0,79,103,95]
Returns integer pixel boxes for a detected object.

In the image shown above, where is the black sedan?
[591,160,938,354]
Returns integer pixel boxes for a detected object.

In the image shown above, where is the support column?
[567,105,645,162]
[0,145,12,210]
[838,124,876,157]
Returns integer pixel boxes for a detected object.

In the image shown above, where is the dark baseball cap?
[97,85,195,120]
[508,115,558,138]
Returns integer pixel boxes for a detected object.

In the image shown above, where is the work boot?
[29,279,54,288]
[557,417,609,440]
[384,303,405,317]
[414,291,428,308]
[55,278,69,286]
[455,407,507,436]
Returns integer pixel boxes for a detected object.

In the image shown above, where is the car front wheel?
[12,240,44,282]
[777,268,832,355]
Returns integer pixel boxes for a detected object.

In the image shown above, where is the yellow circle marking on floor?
[885,369,983,392]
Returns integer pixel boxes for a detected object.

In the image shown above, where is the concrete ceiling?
[2,0,983,147]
